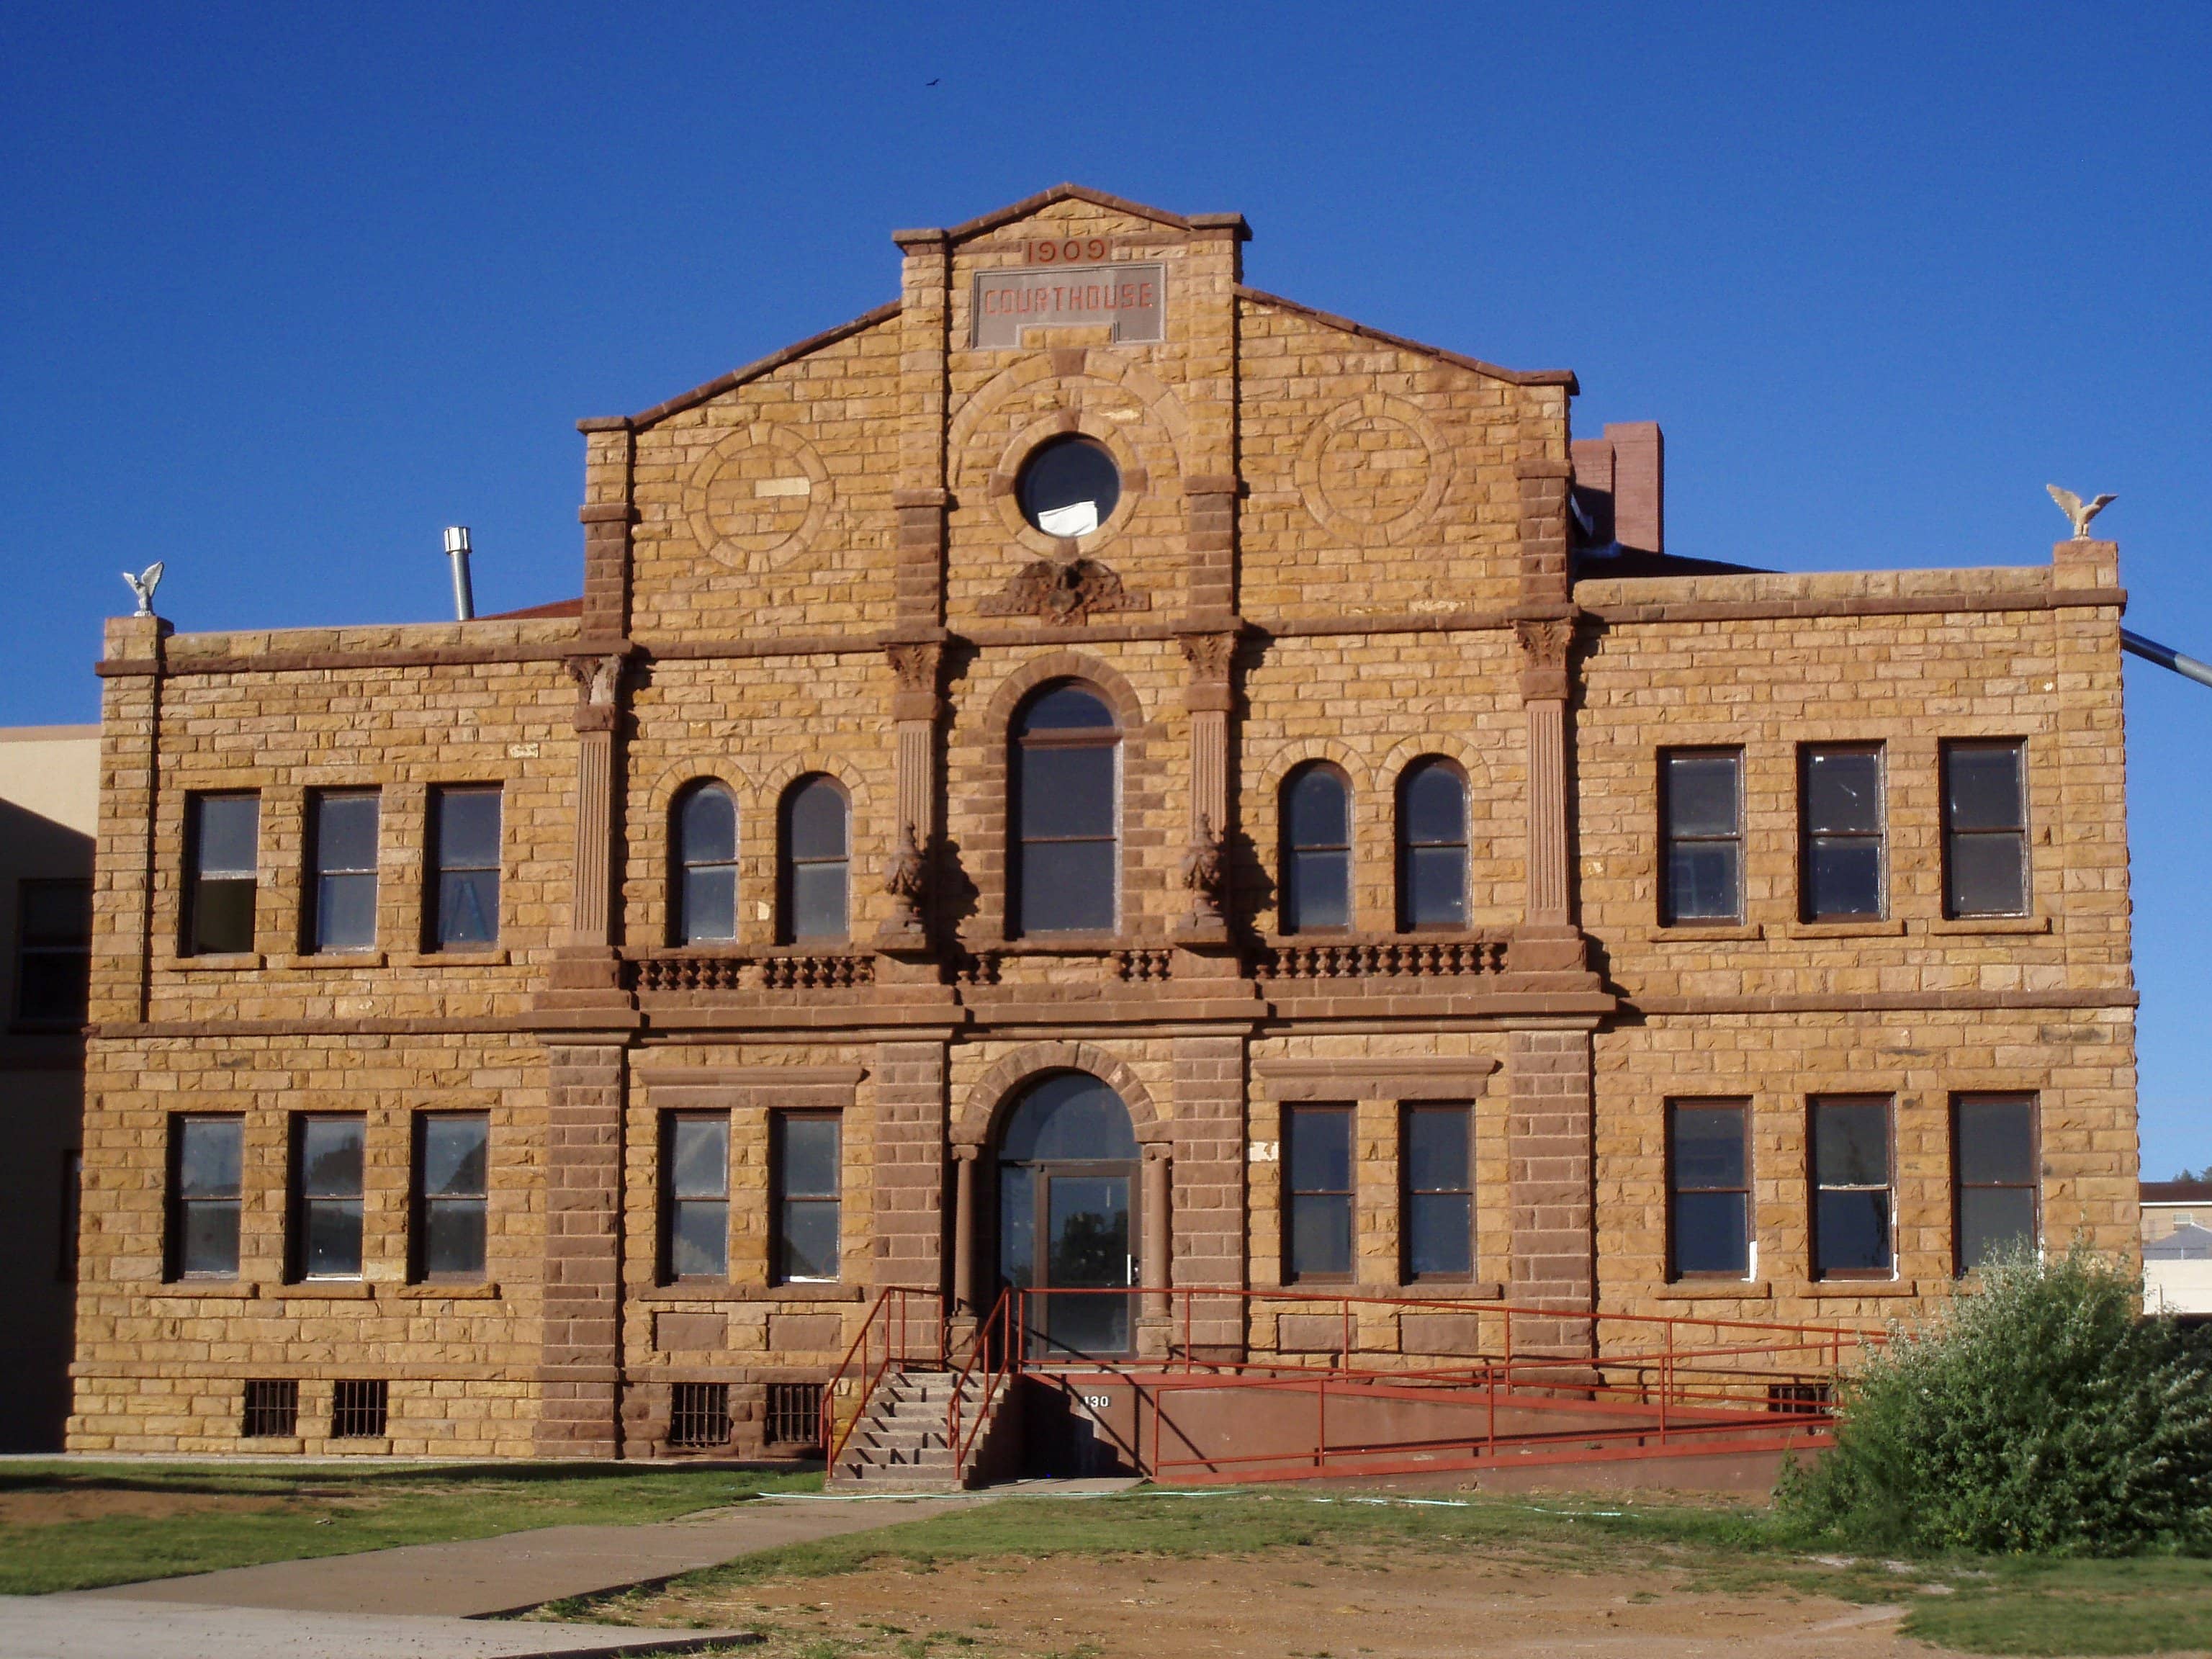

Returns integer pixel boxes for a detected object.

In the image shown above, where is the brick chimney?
[1568,421,1663,555]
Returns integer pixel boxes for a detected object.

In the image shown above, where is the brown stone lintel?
[531,1365,623,1384]
[1581,585,2128,626]
[1516,457,1575,481]
[1506,930,1590,975]
[1183,474,1241,496]
[577,503,637,524]
[523,1007,647,1035]
[634,1282,871,1303]
[1630,988,2137,1016]
[891,488,952,513]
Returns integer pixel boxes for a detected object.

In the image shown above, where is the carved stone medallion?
[683,423,832,568]
[1295,393,1452,547]
[979,556,1149,624]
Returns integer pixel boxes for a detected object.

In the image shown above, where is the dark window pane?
[436,790,501,869]
[179,1118,243,1197]
[1948,833,2026,917]
[1017,437,1121,537]
[1403,764,1466,845]
[422,1200,486,1277]
[1946,745,2024,830]
[18,951,89,1023]
[181,1201,240,1277]
[1286,768,1349,847]
[1673,1190,1750,1275]
[315,795,379,872]
[421,1115,487,1197]
[679,786,737,865]
[1019,746,1116,840]
[1017,840,1116,932]
[301,1118,364,1197]
[1405,1109,1469,1192]
[1017,685,1114,732]
[315,872,378,951]
[999,1164,1035,1289]
[680,866,736,943]
[781,1116,840,1197]
[669,1117,729,1197]
[1668,844,1740,921]
[1671,1107,1746,1189]
[22,879,92,945]
[1665,755,1740,837]
[437,870,499,945]
[1285,849,1350,932]
[1807,840,1882,919]
[1407,1192,1472,1277]
[197,796,259,877]
[304,1199,363,1277]
[1958,1098,2035,1185]
[669,1199,727,1278]
[192,877,256,954]
[1804,750,1881,834]
[1815,1190,1892,1274]
[780,1199,840,1280]
[1815,1104,1890,1186]
[1287,1108,1352,1193]
[1290,1193,1352,1277]
[1404,845,1467,927]
[999,1073,1139,1162]
[786,778,848,859]
[1959,1188,2036,1271]
[790,861,848,940]
[1047,1177,1129,1285]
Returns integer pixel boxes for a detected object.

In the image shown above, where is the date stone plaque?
[971,263,1164,349]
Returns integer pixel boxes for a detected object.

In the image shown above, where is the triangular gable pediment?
[904,182,1249,247]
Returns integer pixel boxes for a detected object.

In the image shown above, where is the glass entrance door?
[994,1071,1142,1361]
[1040,1172,1132,1358]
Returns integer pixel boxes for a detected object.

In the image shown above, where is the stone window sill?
[402,948,511,968]
[1926,914,2051,935]
[635,1282,868,1303]
[1651,922,1763,943]
[270,1281,377,1300]
[393,1282,501,1300]
[1384,1282,1506,1301]
[1785,919,1906,939]
[170,953,265,971]
[1653,1280,1772,1300]
[271,951,389,970]
[150,1281,260,1299]
[1803,1278,1920,1297]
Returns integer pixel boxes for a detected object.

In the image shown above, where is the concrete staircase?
[828,1367,1007,1491]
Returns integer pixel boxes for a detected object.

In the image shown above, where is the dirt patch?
[0,1488,289,1527]
[608,1546,1930,1658]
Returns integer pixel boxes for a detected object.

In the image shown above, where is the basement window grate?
[240,1378,300,1438]
[331,1378,390,1439]
[668,1382,732,1449]
[1767,1382,1833,1415]
[765,1382,824,1449]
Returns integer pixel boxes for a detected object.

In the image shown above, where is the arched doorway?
[996,1071,1138,1359]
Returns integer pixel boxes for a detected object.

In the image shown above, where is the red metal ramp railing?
[820,1287,947,1471]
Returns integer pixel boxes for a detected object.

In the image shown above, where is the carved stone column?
[1141,1143,1172,1316]
[1175,627,1238,958]
[549,653,628,997]
[878,638,945,971]
[951,1143,981,1314]
[1508,456,1586,978]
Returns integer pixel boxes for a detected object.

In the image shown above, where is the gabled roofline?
[580,300,904,433]
[893,182,1250,248]
[1236,285,1578,392]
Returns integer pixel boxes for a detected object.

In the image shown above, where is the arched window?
[1011,682,1118,935]
[1396,757,1468,931]
[1280,763,1352,934]
[779,775,850,943]
[673,783,738,944]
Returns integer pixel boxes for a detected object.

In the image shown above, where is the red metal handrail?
[819,1287,945,1470]
[945,1287,1017,1477]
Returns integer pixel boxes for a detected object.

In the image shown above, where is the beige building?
[2,724,98,1449]
[2142,1180,2212,1317]
[69,186,2139,1462]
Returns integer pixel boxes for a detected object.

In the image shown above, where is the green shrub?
[1781,1242,2212,1555]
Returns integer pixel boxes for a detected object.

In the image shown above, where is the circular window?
[1017,436,1120,538]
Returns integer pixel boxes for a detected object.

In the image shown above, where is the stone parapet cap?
[1576,562,2077,611]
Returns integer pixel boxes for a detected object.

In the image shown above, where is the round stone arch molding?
[976,649,1150,739]
[683,421,834,570]
[634,759,754,946]
[1295,393,1453,547]
[747,754,876,830]
[1375,732,1501,801]
[1247,737,1376,913]
[953,1042,1169,1149]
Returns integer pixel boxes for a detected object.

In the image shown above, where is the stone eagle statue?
[2047,485,2116,541]
[122,561,164,617]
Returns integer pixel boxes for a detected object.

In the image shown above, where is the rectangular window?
[1284,1105,1354,1282]
[1401,1105,1473,1280]
[186,793,259,955]
[412,1112,488,1280]
[16,878,91,1025]
[1811,1097,1894,1279]
[330,1379,389,1439]
[1955,1094,2038,1273]
[1668,1101,1751,1279]
[291,1114,365,1280]
[773,1112,841,1283]
[240,1378,299,1438]
[662,1112,729,1281]
[1800,745,1884,920]
[428,786,500,948]
[169,1115,243,1279]
[1943,741,2029,918]
[307,791,380,952]
[1660,750,1743,924]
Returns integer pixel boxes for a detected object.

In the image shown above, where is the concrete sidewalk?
[85,1493,989,1618]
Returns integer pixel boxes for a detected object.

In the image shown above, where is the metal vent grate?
[240,1378,299,1438]
[1767,1382,1833,1415]
[331,1378,390,1439]
[765,1382,824,1449]
[668,1382,732,1449]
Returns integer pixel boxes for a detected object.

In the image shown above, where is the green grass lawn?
[0,1460,822,1595]
[550,1488,2212,1657]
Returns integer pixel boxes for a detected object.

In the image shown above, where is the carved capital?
[1177,629,1238,683]
[883,640,943,696]
[563,652,624,708]
[1514,618,1573,673]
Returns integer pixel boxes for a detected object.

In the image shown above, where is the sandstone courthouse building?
[71,186,2138,1461]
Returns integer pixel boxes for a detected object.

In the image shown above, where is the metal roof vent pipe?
[443,526,476,621]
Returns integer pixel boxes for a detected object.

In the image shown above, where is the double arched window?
[1280,763,1352,933]
[780,775,850,943]
[1396,757,1469,931]
[673,783,739,943]
[1011,681,1118,935]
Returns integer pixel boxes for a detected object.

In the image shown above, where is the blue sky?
[4,4,2207,1172]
